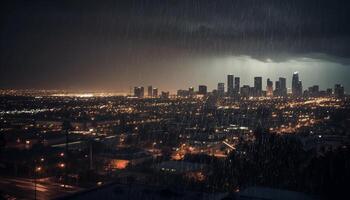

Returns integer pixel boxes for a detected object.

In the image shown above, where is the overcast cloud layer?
[1,0,350,92]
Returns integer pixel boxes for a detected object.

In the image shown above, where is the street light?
[34,165,42,200]
[59,163,65,168]
[36,166,42,172]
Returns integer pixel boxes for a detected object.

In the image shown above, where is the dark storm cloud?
[1,0,350,89]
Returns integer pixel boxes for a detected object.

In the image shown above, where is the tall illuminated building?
[279,77,287,97]
[266,78,273,97]
[148,86,153,97]
[227,74,234,96]
[152,88,158,97]
[254,77,262,96]
[241,85,250,98]
[189,87,195,96]
[198,85,207,95]
[217,83,225,96]
[134,86,144,98]
[334,84,344,98]
[134,87,139,97]
[274,80,280,96]
[161,91,169,99]
[292,72,302,97]
[234,77,240,94]
[309,85,319,97]
[140,87,144,97]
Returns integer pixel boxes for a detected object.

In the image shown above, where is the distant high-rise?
[326,88,332,96]
[140,87,144,97]
[308,85,319,97]
[240,85,250,98]
[292,72,302,97]
[227,74,234,96]
[234,77,240,94]
[292,72,299,95]
[148,86,153,97]
[161,91,169,99]
[152,88,158,97]
[254,77,262,96]
[189,87,195,96]
[134,87,139,97]
[266,78,273,97]
[134,86,144,98]
[334,84,344,98]
[279,77,287,97]
[217,83,225,96]
[198,85,207,95]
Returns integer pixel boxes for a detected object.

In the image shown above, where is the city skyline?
[132,71,344,96]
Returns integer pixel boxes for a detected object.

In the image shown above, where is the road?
[0,177,81,200]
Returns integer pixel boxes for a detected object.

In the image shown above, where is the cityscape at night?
[1,1,350,200]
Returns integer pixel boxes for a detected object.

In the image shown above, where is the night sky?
[1,0,350,93]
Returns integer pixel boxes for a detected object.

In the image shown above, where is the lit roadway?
[0,177,81,200]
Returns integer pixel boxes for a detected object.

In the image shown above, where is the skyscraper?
[235,77,240,94]
[227,74,234,96]
[309,85,319,97]
[152,88,158,97]
[134,86,144,98]
[148,86,153,97]
[140,86,144,97]
[189,87,195,96]
[266,78,273,97]
[134,87,140,97]
[279,77,287,97]
[274,80,280,96]
[198,85,207,95]
[334,84,345,98]
[217,83,225,96]
[254,77,262,96]
[240,85,250,98]
[292,72,302,97]
[161,91,169,99]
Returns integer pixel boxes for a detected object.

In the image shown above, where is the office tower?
[334,84,345,98]
[140,87,144,97]
[279,77,287,97]
[298,81,303,96]
[240,85,250,98]
[227,74,234,96]
[188,87,195,96]
[134,87,139,97]
[152,88,158,97]
[274,80,280,96]
[161,91,169,99]
[148,86,153,97]
[254,77,262,96]
[308,85,319,97]
[235,77,240,94]
[292,72,302,97]
[198,85,207,95]
[134,86,144,98]
[266,78,273,97]
[217,83,225,96]
[326,88,332,96]
[292,72,299,95]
